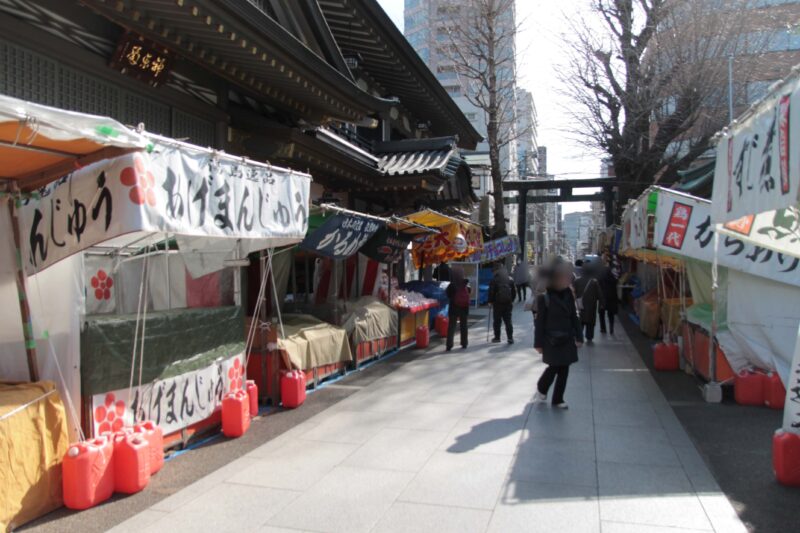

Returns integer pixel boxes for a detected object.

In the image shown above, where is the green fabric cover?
[81,306,244,395]
[686,303,728,331]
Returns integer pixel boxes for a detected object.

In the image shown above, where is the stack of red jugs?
[734,368,786,410]
[62,420,164,510]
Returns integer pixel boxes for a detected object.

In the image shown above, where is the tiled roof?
[374,137,461,178]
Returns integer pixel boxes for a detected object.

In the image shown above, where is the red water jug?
[416,325,430,348]
[773,430,800,486]
[281,370,307,409]
[734,370,765,406]
[653,342,679,371]
[435,314,449,337]
[222,389,250,437]
[112,433,151,494]
[133,421,164,474]
[764,373,786,410]
[246,379,259,417]
[62,435,115,510]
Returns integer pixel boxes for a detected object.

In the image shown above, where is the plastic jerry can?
[281,370,307,409]
[415,325,430,348]
[653,342,679,371]
[764,373,786,410]
[133,421,164,475]
[112,433,151,494]
[222,389,251,437]
[734,370,765,406]
[246,380,259,417]
[435,314,449,337]
[62,435,115,510]
[773,430,800,486]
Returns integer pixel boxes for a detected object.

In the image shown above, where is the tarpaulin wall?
[0,381,69,532]
[0,202,83,441]
[726,269,800,385]
[80,306,244,396]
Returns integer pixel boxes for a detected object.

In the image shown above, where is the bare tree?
[442,0,527,237]
[561,0,761,208]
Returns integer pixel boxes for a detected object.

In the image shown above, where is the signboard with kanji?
[300,214,382,259]
[110,32,172,87]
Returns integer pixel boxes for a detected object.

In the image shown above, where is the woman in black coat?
[533,261,584,409]
[598,255,619,335]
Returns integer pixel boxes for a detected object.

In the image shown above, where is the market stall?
[399,209,483,346]
[653,186,800,385]
[0,94,310,524]
[708,69,800,483]
[451,235,521,307]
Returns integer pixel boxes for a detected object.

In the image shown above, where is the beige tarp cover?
[342,297,398,345]
[278,315,352,370]
[0,381,69,532]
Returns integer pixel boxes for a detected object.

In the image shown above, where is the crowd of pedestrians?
[444,251,621,410]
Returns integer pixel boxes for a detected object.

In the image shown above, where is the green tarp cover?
[81,306,244,395]
[685,303,728,331]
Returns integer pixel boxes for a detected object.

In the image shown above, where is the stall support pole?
[704,232,722,403]
[9,197,39,381]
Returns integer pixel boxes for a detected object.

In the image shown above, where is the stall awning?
[16,129,311,275]
[403,209,483,268]
[0,94,148,192]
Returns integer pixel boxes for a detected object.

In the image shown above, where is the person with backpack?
[573,261,604,344]
[534,259,584,409]
[488,264,515,344]
[445,266,471,351]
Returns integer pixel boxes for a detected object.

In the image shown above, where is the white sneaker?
[533,391,547,404]
[554,402,569,410]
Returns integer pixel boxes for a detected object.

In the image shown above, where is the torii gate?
[503,177,617,259]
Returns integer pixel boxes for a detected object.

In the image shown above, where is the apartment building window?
[444,85,461,96]
[465,112,477,121]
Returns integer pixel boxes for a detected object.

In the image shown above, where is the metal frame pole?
[9,197,39,381]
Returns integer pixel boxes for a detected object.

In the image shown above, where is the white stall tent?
[0,95,311,439]
[710,69,800,432]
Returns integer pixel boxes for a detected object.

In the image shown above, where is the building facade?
[404,0,524,235]
[0,0,481,213]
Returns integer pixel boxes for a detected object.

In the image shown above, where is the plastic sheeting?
[726,269,800,386]
[278,314,352,370]
[0,203,83,442]
[341,297,398,345]
[0,381,69,532]
[80,306,244,396]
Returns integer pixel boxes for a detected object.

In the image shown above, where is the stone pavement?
[109,304,747,533]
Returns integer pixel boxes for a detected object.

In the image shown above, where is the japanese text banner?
[655,188,800,287]
[412,222,482,268]
[299,213,382,259]
[712,74,800,224]
[20,145,310,274]
[469,235,519,263]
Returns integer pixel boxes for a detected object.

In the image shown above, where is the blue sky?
[376,0,601,214]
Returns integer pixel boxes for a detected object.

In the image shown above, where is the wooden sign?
[110,32,172,87]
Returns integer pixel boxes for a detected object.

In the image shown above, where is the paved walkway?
[110,305,747,533]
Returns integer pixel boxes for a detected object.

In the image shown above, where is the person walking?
[445,266,470,351]
[573,262,604,344]
[598,254,619,335]
[534,260,584,409]
[488,264,515,344]
[513,258,531,303]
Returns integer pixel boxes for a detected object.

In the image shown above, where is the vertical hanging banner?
[20,143,310,275]
[299,213,382,259]
[360,227,412,264]
[712,74,800,224]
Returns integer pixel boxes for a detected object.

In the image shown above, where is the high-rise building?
[516,88,539,178]
[404,0,523,234]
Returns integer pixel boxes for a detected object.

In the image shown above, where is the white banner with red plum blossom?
[91,352,244,436]
[20,143,310,275]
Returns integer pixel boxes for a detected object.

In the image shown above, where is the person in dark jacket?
[513,258,531,302]
[488,264,515,344]
[573,262,604,343]
[445,266,470,351]
[598,254,619,335]
[534,260,584,408]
